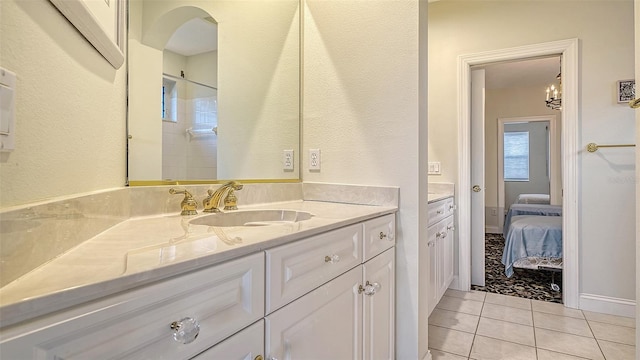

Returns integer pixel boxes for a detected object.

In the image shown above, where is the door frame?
[497,115,559,232]
[457,38,579,308]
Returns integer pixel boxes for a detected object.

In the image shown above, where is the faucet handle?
[169,188,198,216]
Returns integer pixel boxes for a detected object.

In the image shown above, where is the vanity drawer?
[266,223,363,313]
[428,196,454,227]
[0,253,264,360]
[363,214,396,261]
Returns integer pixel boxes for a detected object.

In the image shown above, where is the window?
[504,131,529,181]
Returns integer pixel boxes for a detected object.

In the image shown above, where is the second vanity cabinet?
[427,196,455,315]
[0,213,395,360]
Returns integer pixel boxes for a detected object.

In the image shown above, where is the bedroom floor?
[471,233,562,304]
[428,290,636,359]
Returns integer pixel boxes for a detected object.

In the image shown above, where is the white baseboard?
[579,293,636,318]
[485,226,500,234]
[448,275,465,291]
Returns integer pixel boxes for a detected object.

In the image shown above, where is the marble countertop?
[428,193,453,203]
[0,200,396,328]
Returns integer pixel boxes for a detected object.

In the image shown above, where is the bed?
[503,204,562,237]
[515,193,550,205]
[501,215,562,278]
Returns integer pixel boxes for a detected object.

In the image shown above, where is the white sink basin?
[189,210,314,227]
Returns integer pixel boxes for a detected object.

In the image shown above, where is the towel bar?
[586,142,636,153]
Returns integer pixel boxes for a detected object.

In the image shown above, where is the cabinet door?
[265,266,363,360]
[363,214,396,261]
[0,253,264,360]
[425,225,439,314]
[442,218,455,292]
[192,320,263,360]
[362,248,395,360]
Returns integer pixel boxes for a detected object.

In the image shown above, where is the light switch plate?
[428,161,441,175]
[0,67,16,152]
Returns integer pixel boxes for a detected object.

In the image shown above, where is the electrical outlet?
[283,150,294,170]
[309,149,321,171]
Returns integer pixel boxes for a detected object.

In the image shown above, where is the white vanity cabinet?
[265,214,395,360]
[427,196,455,315]
[0,253,265,360]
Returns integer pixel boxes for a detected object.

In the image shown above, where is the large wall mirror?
[127,0,300,184]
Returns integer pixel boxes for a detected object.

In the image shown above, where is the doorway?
[456,39,579,309]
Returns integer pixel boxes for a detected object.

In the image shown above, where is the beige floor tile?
[481,302,533,326]
[429,308,480,333]
[533,311,593,337]
[583,310,635,328]
[535,328,604,360]
[597,339,635,360]
[536,349,591,359]
[445,289,487,302]
[436,295,484,316]
[588,320,635,346]
[531,300,585,319]
[484,293,531,310]
[429,349,469,360]
[476,317,535,346]
[428,325,475,357]
[469,335,536,360]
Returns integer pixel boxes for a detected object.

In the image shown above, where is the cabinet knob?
[359,281,381,296]
[170,317,200,344]
[379,231,387,240]
[447,225,455,231]
[325,254,340,263]
[436,210,443,214]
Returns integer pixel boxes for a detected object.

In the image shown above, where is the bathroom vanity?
[427,185,456,315]
[0,183,398,360]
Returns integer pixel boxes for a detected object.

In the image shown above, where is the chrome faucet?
[203,181,244,212]
[169,188,198,215]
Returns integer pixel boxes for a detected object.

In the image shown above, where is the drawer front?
[0,253,264,360]
[363,214,396,261]
[266,223,363,314]
[428,196,453,227]
[192,320,264,360]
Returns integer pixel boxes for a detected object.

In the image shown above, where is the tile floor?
[428,289,636,360]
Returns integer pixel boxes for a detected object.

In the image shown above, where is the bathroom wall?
[302,0,429,358]
[0,0,127,207]
[429,1,636,303]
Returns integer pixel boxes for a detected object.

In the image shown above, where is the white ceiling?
[165,18,218,57]
[479,56,561,90]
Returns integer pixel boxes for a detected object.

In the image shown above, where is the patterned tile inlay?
[471,233,562,304]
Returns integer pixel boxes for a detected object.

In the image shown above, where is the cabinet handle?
[170,317,200,344]
[447,225,455,231]
[358,281,381,296]
[436,210,443,214]
[325,254,340,263]
[379,231,396,241]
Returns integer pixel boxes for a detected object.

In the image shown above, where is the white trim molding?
[457,38,580,309]
[580,293,636,318]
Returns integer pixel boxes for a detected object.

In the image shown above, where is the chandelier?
[545,59,562,110]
